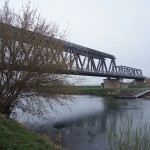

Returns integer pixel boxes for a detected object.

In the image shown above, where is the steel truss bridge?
[0,23,146,80]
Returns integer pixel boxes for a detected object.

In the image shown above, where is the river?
[17,95,150,150]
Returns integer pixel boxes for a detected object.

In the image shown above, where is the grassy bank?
[0,115,59,150]
[34,85,119,96]
[70,86,119,96]
[32,85,150,97]
[68,86,150,97]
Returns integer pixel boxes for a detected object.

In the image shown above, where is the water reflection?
[17,95,150,150]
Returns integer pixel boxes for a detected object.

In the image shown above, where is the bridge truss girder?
[0,23,145,80]
[61,46,144,79]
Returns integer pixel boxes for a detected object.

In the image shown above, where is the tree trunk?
[0,104,12,117]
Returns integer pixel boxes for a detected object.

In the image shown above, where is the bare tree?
[0,1,78,117]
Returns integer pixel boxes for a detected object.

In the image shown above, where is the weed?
[107,115,150,150]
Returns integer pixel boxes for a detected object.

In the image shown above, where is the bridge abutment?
[133,80,145,86]
[102,78,128,89]
[132,79,150,86]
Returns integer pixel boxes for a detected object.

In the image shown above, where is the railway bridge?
[0,23,147,88]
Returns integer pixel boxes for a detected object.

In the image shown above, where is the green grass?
[32,85,150,97]
[32,85,103,95]
[120,86,150,92]
[72,86,101,94]
[72,86,120,96]
[0,114,58,150]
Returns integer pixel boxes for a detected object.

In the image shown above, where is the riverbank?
[33,85,150,97]
[69,86,119,96]
[33,85,119,96]
[75,85,150,97]
[0,114,61,150]
[73,86,150,97]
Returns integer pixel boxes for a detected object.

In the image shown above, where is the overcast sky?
[1,0,150,85]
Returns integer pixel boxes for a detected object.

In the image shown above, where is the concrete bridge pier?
[133,79,145,86]
[102,78,128,89]
[132,79,150,86]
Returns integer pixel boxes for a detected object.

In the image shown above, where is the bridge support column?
[133,79,145,86]
[102,78,128,89]
[145,79,150,85]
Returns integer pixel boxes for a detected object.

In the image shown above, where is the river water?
[17,95,150,150]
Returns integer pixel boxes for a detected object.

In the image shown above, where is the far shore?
[32,85,150,97]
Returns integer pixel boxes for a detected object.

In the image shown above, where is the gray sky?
[1,0,150,85]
